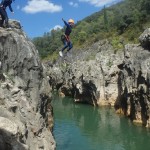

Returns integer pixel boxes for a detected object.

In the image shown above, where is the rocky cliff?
[0,20,55,150]
[47,28,150,127]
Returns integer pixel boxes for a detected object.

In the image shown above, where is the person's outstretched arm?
[8,4,14,12]
[62,18,70,28]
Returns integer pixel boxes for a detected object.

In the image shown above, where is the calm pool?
[52,93,150,150]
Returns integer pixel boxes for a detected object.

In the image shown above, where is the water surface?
[52,93,150,150]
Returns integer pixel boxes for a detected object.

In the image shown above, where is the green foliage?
[32,29,63,59]
[103,5,109,31]
[78,31,87,45]
[111,36,124,49]
[44,51,59,63]
[32,0,150,60]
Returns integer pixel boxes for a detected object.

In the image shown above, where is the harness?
[61,34,70,43]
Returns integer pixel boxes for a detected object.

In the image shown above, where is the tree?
[103,5,109,31]
[78,31,87,45]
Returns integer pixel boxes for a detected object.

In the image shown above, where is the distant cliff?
[0,20,55,150]
[47,28,150,127]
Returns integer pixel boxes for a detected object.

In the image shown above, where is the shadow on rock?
[0,128,27,150]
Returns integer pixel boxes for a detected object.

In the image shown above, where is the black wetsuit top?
[0,0,13,12]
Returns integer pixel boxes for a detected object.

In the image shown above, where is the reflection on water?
[52,93,150,150]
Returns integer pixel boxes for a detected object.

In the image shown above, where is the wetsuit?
[61,20,73,52]
[0,0,13,27]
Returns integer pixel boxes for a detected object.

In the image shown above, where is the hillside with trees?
[32,0,150,60]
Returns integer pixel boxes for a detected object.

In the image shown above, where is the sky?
[7,0,122,38]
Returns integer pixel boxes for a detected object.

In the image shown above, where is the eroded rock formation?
[47,28,150,127]
[0,20,55,150]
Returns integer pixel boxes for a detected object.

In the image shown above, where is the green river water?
[52,93,150,150]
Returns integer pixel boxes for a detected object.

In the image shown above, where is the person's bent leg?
[0,15,5,27]
[67,41,73,51]
[61,41,68,52]
[59,40,68,57]
[0,8,6,27]
[4,12,9,28]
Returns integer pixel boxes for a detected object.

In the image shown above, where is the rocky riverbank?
[47,28,150,127]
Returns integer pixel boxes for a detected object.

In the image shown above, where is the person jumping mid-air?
[0,0,14,28]
[59,18,75,57]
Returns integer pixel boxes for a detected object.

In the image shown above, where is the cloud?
[49,25,63,32]
[22,0,63,14]
[78,0,122,7]
[52,25,63,31]
[69,1,79,7]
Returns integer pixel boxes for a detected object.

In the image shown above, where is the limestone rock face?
[139,28,150,49]
[0,20,55,150]
[47,39,123,106]
[116,40,150,127]
[47,29,150,127]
